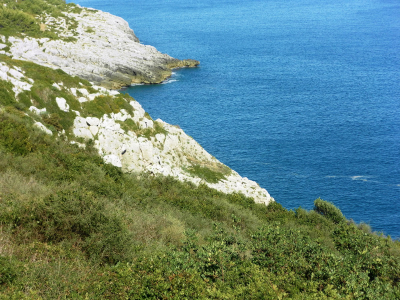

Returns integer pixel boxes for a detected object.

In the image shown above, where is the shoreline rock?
[7,6,199,89]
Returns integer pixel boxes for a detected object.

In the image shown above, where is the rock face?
[71,99,273,205]
[7,6,199,89]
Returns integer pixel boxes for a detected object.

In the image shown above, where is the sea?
[73,0,400,238]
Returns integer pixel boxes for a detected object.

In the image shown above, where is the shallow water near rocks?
[74,0,400,238]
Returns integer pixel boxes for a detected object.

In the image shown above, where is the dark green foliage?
[0,257,17,285]
[116,118,139,132]
[186,164,227,183]
[314,198,346,224]
[42,113,63,131]
[0,79,16,106]
[0,56,96,132]
[0,114,35,155]
[17,90,32,108]
[0,7,39,37]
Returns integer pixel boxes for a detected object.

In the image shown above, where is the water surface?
[74,0,400,238]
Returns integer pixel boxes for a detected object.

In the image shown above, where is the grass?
[0,0,81,41]
[186,164,228,183]
[81,94,134,118]
[1,56,144,137]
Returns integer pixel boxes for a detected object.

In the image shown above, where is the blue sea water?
[74,0,400,238]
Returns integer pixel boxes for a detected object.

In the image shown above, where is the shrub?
[314,198,346,224]
[0,79,15,106]
[0,257,17,285]
[0,114,35,156]
[0,7,38,37]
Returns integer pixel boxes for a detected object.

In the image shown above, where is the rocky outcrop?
[5,6,199,89]
[71,99,273,205]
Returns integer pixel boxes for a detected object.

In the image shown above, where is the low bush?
[0,257,17,285]
[314,198,346,224]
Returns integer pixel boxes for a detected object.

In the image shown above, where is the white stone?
[103,154,122,168]
[8,68,24,80]
[56,97,69,112]
[88,93,101,101]
[86,117,100,126]
[78,88,89,96]
[74,116,88,129]
[89,125,99,136]
[29,106,46,115]
[73,127,93,140]
[139,118,153,129]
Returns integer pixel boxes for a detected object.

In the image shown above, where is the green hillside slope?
[0,61,399,300]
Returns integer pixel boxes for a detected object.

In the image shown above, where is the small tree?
[313,198,346,224]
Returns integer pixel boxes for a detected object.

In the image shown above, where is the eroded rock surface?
[71,99,273,205]
[7,6,199,89]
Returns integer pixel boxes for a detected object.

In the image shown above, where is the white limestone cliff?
[5,6,198,89]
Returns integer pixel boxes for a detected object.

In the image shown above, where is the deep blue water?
[74,0,400,238]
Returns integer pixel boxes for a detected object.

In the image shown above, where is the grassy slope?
[0,0,81,40]
[0,67,398,300]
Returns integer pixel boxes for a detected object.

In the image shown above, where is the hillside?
[0,0,399,299]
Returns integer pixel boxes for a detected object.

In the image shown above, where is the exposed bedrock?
[7,7,199,89]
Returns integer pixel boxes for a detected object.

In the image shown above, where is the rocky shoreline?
[5,5,199,89]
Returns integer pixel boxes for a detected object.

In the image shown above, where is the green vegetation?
[0,54,94,133]
[116,116,169,139]
[0,56,145,137]
[85,26,94,33]
[81,94,134,118]
[0,0,81,40]
[0,79,15,106]
[0,110,398,299]
[186,164,228,183]
[314,197,346,224]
